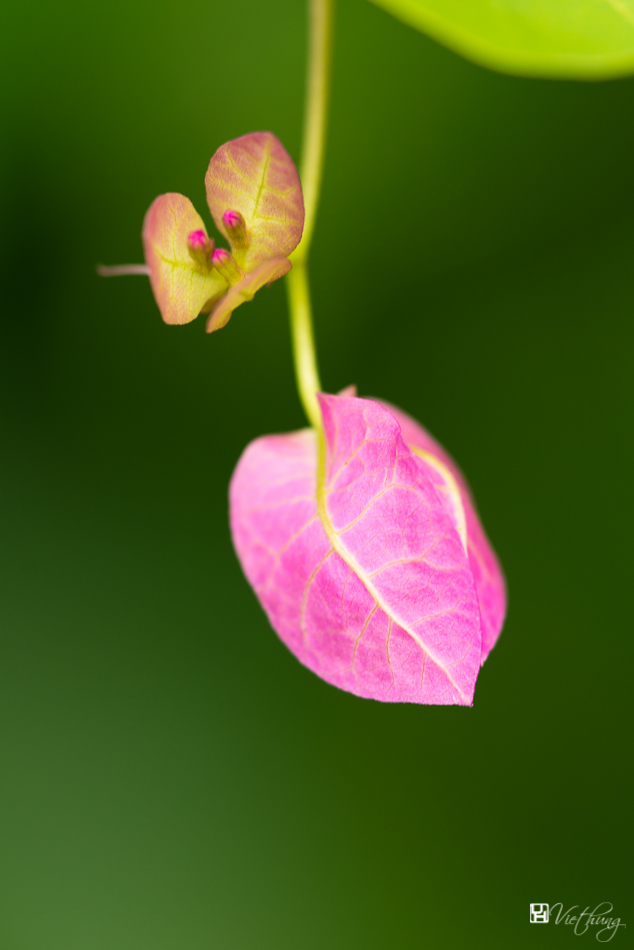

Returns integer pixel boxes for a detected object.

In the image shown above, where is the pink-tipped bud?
[187,230,215,270]
[211,247,244,285]
[222,210,250,250]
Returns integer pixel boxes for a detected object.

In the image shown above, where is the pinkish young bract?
[142,132,304,331]
[230,394,506,705]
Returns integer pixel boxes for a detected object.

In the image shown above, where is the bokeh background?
[0,0,632,946]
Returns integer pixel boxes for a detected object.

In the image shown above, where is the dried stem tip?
[222,210,250,249]
[97,263,150,277]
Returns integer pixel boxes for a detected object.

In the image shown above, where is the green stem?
[287,264,322,430]
[287,0,333,428]
[294,0,333,263]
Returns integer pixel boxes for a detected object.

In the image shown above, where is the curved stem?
[286,0,334,428]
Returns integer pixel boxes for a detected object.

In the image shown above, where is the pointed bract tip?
[187,229,214,270]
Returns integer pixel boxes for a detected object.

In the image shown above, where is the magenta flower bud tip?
[188,229,208,248]
[222,209,250,250]
[211,247,231,265]
[223,211,241,229]
[187,229,214,270]
[211,247,244,285]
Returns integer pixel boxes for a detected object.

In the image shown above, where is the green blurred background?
[0,0,632,946]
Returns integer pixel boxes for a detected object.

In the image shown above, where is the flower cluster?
[142,132,304,331]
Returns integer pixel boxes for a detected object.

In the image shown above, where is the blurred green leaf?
[368,0,634,78]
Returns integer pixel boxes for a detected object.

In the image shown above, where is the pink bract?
[230,394,506,705]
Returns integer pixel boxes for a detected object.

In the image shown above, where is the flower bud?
[211,247,244,285]
[187,230,214,270]
[222,210,250,250]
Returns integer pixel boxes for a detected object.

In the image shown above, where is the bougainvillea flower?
[230,394,506,705]
[142,132,304,331]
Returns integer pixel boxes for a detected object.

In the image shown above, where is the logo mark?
[531,904,550,923]
[528,902,626,939]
